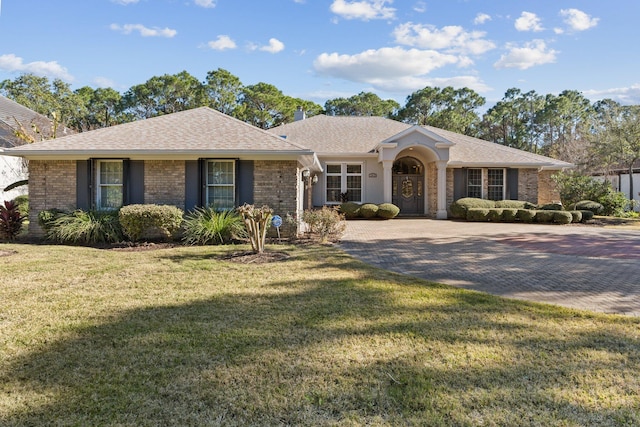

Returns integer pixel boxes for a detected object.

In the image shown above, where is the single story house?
[2,106,572,237]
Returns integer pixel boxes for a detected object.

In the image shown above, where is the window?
[467,168,482,199]
[207,160,235,210]
[325,163,362,203]
[487,168,505,200]
[96,160,123,210]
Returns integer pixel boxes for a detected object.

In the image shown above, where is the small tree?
[237,204,272,253]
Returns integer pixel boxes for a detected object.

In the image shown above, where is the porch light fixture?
[302,169,310,178]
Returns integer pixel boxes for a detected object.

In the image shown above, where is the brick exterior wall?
[144,160,185,207]
[445,168,454,214]
[518,168,539,204]
[253,160,300,237]
[537,170,561,205]
[426,162,437,217]
[28,160,77,237]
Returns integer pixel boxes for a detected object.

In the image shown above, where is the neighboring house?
[0,95,68,201]
[3,106,573,238]
[269,112,573,217]
[596,160,640,211]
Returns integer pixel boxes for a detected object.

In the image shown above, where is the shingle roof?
[0,95,60,148]
[269,115,410,154]
[270,115,572,169]
[5,107,312,157]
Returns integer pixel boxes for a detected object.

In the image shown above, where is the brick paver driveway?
[339,219,640,316]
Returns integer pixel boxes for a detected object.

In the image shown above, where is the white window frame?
[206,160,235,210]
[95,160,123,210]
[487,168,506,201]
[467,168,483,199]
[324,162,363,204]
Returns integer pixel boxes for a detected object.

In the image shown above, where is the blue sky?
[1,0,639,109]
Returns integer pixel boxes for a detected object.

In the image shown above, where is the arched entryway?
[392,157,424,215]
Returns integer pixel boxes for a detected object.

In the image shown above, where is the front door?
[392,157,425,215]
[393,175,423,215]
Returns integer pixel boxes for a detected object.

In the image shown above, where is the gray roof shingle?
[5,107,312,157]
[0,95,62,148]
[270,115,573,169]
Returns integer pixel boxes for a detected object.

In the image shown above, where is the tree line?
[2,69,639,198]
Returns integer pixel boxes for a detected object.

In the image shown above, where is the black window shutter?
[507,168,519,200]
[76,160,92,210]
[184,160,200,212]
[125,160,145,205]
[236,160,254,206]
[199,158,207,207]
[453,168,467,200]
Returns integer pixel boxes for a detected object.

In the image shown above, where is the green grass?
[1,243,639,426]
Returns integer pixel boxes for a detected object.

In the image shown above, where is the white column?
[436,160,448,219]
[382,160,393,203]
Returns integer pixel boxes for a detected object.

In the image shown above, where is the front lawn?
[1,243,638,426]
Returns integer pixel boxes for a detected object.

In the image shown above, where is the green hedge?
[450,198,495,219]
[359,203,379,218]
[516,209,536,223]
[377,203,400,219]
[569,210,583,223]
[466,208,490,221]
[339,202,400,219]
[119,204,184,242]
[339,202,361,219]
[502,208,518,222]
[574,200,604,215]
[553,211,573,224]
[487,208,504,222]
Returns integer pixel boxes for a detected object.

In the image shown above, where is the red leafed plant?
[0,200,25,241]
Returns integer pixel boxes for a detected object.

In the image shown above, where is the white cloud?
[330,0,396,21]
[0,54,74,81]
[207,35,237,51]
[313,46,459,90]
[372,74,492,94]
[93,77,117,88]
[112,0,139,4]
[110,23,177,38]
[194,0,216,8]
[413,2,427,13]
[494,40,557,70]
[515,11,544,32]
[259,38,285,53]
[584,84,640,105]
[393,22,495,55]
[474,13,491,25]
[559,8,599,32]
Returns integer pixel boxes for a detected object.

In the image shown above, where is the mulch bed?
[220,250,291,264]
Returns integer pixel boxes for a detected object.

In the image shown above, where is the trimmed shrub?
[46,210,123,244]
[119,204,184,242]
[569,210,583,223]
[182,207,245,245]
[573,200,603,215]
[517,209,536,223]
[377,203,400,219]
[540,202,563,210]
[487,208,503,222]
[495,200,527,209]
[553,211,573,224]
[466,208,490,221]
[359,203,379,219]
[339,202,361,219]
[302,206,346,243]
[535,210,555,223]
[502,208,518,222]
[580,210,594,221]
[450,198,495,219]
